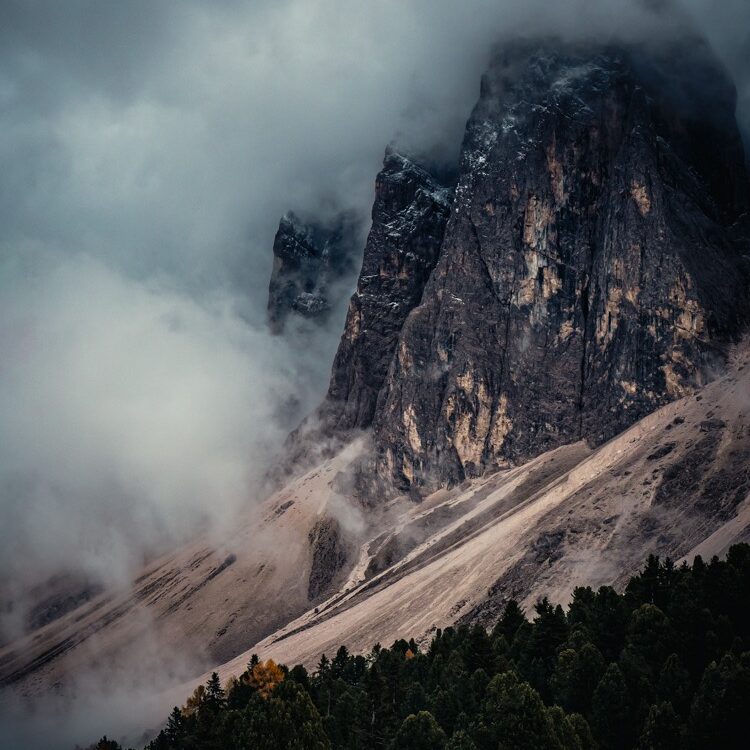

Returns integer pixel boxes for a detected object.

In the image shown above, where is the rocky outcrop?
[267,211,358,333]
[319,148,453,431]
[307,517,348,600]
[361,37,750,492]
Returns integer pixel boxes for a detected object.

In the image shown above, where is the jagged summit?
[266,210,359,334]
[380,145,455,199]
[315,36,750,495]
[317,147,454,432]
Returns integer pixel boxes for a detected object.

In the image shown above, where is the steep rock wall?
[267,211,359,333]
[367,38,749,492]
[320,148,453,432]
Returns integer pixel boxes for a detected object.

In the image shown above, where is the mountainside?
[206,343,750,681]
[4,342,748,713]
[317,37,750,495]
[141,546,750,750]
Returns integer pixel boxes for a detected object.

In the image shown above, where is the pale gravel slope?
[203,344,750,688]
[3,347,749,728]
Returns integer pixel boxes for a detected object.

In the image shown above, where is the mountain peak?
[378,37,747,492]
[316,35,750,496]
[266,210,359,334]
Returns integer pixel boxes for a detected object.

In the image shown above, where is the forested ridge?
[91,544,750,750]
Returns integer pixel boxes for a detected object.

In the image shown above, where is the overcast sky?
[0,0,749,641]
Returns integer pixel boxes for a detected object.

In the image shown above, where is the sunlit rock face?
[359,37,750,492]
[267,210,359,334]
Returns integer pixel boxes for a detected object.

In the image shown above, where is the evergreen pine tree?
[590,663,633,750]
[165,706,185,741]
[494,599,526,644]
[444,729,478,750]
[637,702,683,750]
[480,671,561,749]
[391,711,446,750]
[657,654,691,716]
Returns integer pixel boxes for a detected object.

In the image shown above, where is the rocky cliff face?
[267,211,358,334]
[319,148,453,432]
[323,37,749,495]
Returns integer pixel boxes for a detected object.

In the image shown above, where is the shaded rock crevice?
[307,517,349,601]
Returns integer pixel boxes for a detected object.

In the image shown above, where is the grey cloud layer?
[1,0,747,288]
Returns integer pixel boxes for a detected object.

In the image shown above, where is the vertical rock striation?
[359,37,749,492]
[320,148,454,432]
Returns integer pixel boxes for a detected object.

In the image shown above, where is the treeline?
[94,544,750,749]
